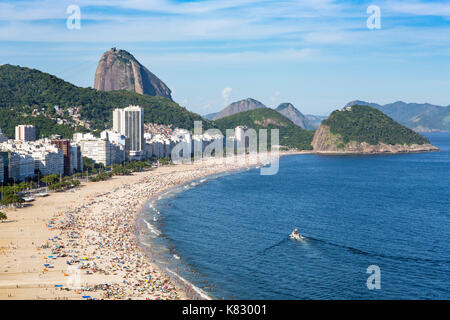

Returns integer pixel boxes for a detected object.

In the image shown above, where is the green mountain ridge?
[345,100,450,132]
[322,105,430,145]
[0,64,212,138]
[214,108,314,150]
[0,64,435,153]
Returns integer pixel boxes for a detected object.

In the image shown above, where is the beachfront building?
[235,126,250,149]
[0,151,10,182]
[15,125,37,142]
[76,134,114,166]
[1,139,65,179]
[234,125,256,153]
[144,128,224,160]
[70,144,83,173]
[101,130,129,164]
[0,150,34,182]
[113,105,144,160]
[170,128,192,159]
[32,146,64,177]
[16,153,35,181]
[144,133,182,159]
[51,139,72,176]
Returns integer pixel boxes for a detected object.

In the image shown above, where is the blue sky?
[0,0,449,116]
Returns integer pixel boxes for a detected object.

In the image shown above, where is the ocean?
[139,132,450,299]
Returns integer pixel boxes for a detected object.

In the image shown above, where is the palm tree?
[0,212,7,223]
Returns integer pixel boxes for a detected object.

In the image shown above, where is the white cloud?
[270,91,281,106]
[221,87,232,106]
[386,1,450,17]
[0,0,448,54]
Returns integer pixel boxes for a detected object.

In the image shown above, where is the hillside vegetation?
[345,100,450,132]
[0,64,212,138]
[215,108,314,150]
[322,105,430,145]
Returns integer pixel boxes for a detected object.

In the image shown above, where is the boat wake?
[261,238,289,254]
[261,234,449,264]
[306,236,450,264]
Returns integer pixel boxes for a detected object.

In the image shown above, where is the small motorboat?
[289,228,304,240]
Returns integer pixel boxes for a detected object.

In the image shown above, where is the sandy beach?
[0,151,306,300]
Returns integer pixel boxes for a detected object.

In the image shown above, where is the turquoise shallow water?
[140,132,450,299]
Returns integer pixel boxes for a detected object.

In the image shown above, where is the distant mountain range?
[214,108,314,150]
[211,98,450,132]
[305,114,328,128]
[275,103,315,130]
[345,100,450,132]
[208,98,321,129]
[203,112,218,120]
[212,98,266,120]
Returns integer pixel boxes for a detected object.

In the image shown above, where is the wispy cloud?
[0,0,448,52]
[386,1,450,17]
[221,87,232,106]
[1,0,449,113]
[270,91,281,106]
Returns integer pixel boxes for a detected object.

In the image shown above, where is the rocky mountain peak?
[94,48,172,100]
[275,102,314,129]
[213,98,266,120]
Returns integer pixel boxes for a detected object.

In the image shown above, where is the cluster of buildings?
[1,105,249,184]
[74,105,199,166]
[0,126,83,183]
[31,105,92,130]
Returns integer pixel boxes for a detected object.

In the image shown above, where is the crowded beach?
[0,152,301,300]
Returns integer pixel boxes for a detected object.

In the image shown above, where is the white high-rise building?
[101,130,129,164]
[15,125,36,142]
[17,153,35,181]
[78,138,113,166]
[113,105,144,160]
[32,147,64,176]
[70,144,83,173]
[0,139,64,181]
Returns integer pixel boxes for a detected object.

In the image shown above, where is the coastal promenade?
[0,152,304,300]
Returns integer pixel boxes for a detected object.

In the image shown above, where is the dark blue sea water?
[140,132,450,299]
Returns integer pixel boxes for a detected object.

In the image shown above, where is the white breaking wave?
[165,268,212,300]
[143,219,161,236]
